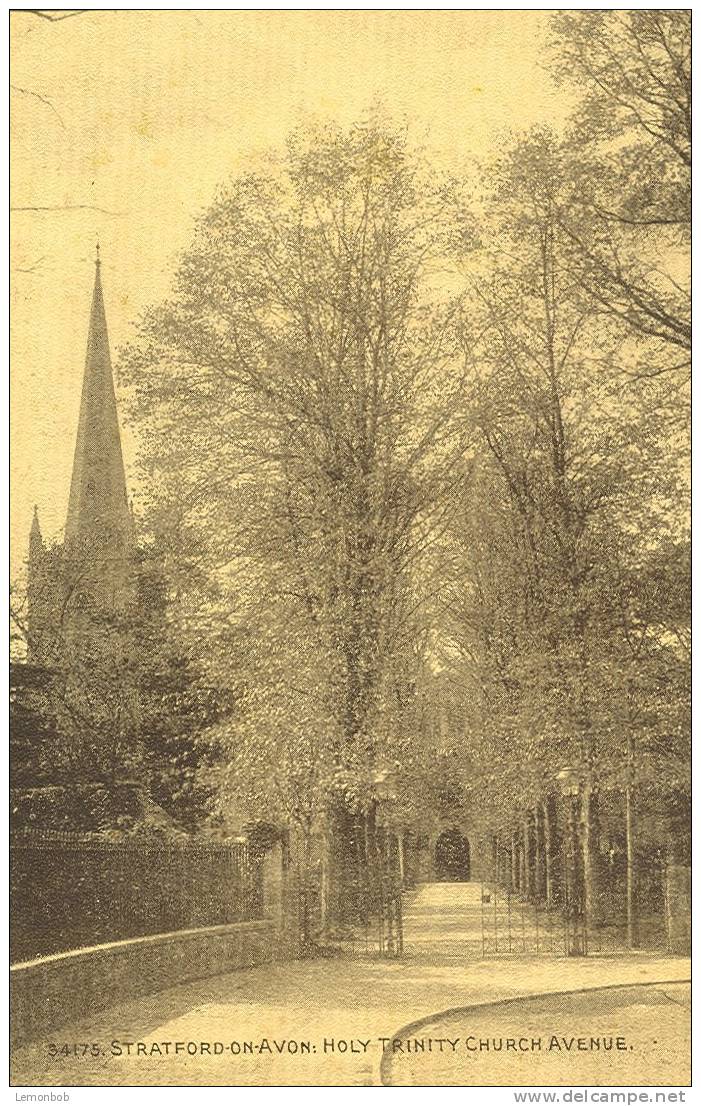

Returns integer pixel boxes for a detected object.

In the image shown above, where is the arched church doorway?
[434,829,471,881]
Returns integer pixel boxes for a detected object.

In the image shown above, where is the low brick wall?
[11,920,277,1048]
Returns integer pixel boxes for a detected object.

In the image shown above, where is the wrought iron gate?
[324,827,405,959]
[479,881,587,957]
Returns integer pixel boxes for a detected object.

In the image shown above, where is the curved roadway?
[11,883,690,1087]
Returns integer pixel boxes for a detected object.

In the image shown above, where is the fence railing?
[10,827,263,964]
[479,879,667,959]
[320,827,405,959]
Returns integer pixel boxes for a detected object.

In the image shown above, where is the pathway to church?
[12,883,690,1087]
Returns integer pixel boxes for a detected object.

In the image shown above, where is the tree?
[121,117,468,926]
[10,537,221,832]
[542,10,691,941]
[550,11,690,188]
[548,12,690,380]
[445,126,688,930]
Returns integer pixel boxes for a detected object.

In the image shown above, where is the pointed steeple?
[29,505,44,556]
[64,248,131,556]
[27,506,49,665]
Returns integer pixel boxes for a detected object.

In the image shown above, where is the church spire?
[27,506,48,665]
[64,249,131,555]
[29,504,43,554]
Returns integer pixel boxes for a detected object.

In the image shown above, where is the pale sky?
[10,10,570,575]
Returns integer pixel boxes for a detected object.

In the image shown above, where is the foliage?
[121,117,470,839]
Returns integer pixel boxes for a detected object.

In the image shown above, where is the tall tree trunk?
[542,797,554,907]
[626,730,639,948]
[511,830,518,892]
[326,800,368,928]
[534,804,544,900]
[517,834,522,893]
[580,779,601,931]
[300,824,312,949]
[522,814,532,900]
[320,817,331,934]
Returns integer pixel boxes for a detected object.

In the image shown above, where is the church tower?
[63,246,133,619]
[27,247,136,671]
[20,248,144,800]
[65,246,131,560]
[27,505,49,665]
[61,247,135,644]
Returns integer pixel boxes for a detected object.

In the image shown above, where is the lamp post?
[556,765,584,956]
[372,765,402,956]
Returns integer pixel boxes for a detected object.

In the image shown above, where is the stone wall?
[11,920,277,1048]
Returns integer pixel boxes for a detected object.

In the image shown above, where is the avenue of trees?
[115,10,689,941]
[13,12,688,944]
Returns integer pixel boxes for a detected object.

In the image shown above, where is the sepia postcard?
[9,8,691,1091]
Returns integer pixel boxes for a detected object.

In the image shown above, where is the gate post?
[262,836,297,957]
[665,864,691,955]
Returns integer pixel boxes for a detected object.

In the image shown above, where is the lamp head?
[556,765,581,797]
[372,766,398,803]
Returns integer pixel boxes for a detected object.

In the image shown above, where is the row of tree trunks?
[494,793,595,916]
[493,780,688,952]
[321,799,409,934]
[323,800,372,930]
